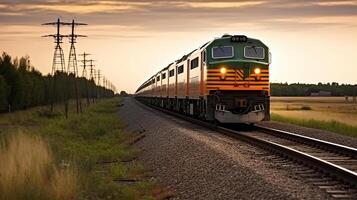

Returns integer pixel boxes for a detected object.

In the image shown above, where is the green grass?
[0,98,167,200]
[271,113,357,137]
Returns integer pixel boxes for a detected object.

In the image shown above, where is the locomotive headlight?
[254,68,261,74]
[220,67,227,80]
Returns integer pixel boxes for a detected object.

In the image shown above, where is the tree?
[0,75,8,111]
[119,91,129,97]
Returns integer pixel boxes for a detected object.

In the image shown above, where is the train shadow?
[221,123,256,131]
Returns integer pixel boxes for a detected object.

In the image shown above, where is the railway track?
[136,99,357,199]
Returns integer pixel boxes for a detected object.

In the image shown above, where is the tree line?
[0,52,114,113]
[271,82,357,96]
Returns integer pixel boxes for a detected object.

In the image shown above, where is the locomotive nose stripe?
[237,70,244,79]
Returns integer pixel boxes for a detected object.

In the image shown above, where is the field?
[0,99,171,200]
[270,96,357,137]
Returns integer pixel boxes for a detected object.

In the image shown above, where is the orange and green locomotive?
[135,34,271,124]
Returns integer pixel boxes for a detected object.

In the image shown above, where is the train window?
[157,76,160,81]
[244,46,265,59]
[162,73,166,79]
[190,57,199,69]
[212,46,234,59]
[178,65,184,74]
[169,69,175,77]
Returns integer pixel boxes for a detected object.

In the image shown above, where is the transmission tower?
[89,60,96,81]
[97,70,102,98]
[97,70,101,86]
[79,52,90,78]
[67,20,87,76]
[42,18,70,74]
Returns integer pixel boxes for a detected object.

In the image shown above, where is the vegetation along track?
[136,99,357,199]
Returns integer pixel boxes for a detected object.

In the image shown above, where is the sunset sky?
[0,0,356,93]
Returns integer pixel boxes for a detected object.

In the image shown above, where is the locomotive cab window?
[169,69,175,77]
[244,46,265,59]
[157,76,160,81]
[162,73,166,79]
[177,65,184,74]
[212,46,234,59]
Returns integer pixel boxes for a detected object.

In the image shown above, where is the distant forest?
[271,83,357,96]
[0,52,114,113]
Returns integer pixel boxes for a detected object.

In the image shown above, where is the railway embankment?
[0,98,170,200]
[118,97,337,199]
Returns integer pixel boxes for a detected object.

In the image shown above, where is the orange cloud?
[314,1,357,6]
[1,1,150,14]
[183,1,265,8]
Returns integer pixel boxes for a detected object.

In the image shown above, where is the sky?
[0,0,357,93]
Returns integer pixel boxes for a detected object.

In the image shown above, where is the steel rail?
[135,99,357,186]
[254,125,357,158]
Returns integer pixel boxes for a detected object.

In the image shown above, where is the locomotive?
[135,34,271,124]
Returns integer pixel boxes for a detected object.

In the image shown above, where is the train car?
[135,34,271,124]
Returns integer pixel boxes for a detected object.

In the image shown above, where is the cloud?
[314,1,357,6]
[1,0,357,35]
[182,1,265,9]
[0,1,150,14]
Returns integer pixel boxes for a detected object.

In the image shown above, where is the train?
[135,34,271,124]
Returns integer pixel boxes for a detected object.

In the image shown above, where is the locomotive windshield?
[212,46,234,59]
[244,46,265,59]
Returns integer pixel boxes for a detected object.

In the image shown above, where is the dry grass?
[271,96,357,126]
[271,96,357,136]
[0,98,160,199]
[0,132,78,200]
[51,168,78,200]
[272,110,357,126]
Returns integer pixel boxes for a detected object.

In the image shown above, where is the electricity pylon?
[42,18,70,74]
[79,52,91,106]
[79,52,90,78]
[67,20,87,76]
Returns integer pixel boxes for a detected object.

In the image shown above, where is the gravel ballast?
[118,97,333,200]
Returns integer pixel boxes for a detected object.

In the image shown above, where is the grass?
[271,96,357,135]
[0,98,170,200]
[0,132,78,200]
[271,113,357,137]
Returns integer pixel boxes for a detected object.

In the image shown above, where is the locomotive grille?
[206,68,269,91]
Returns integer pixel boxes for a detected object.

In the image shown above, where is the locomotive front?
[204,35,271,123]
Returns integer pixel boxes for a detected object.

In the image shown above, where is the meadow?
[271,96,357,137]
[0,98,171,200]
